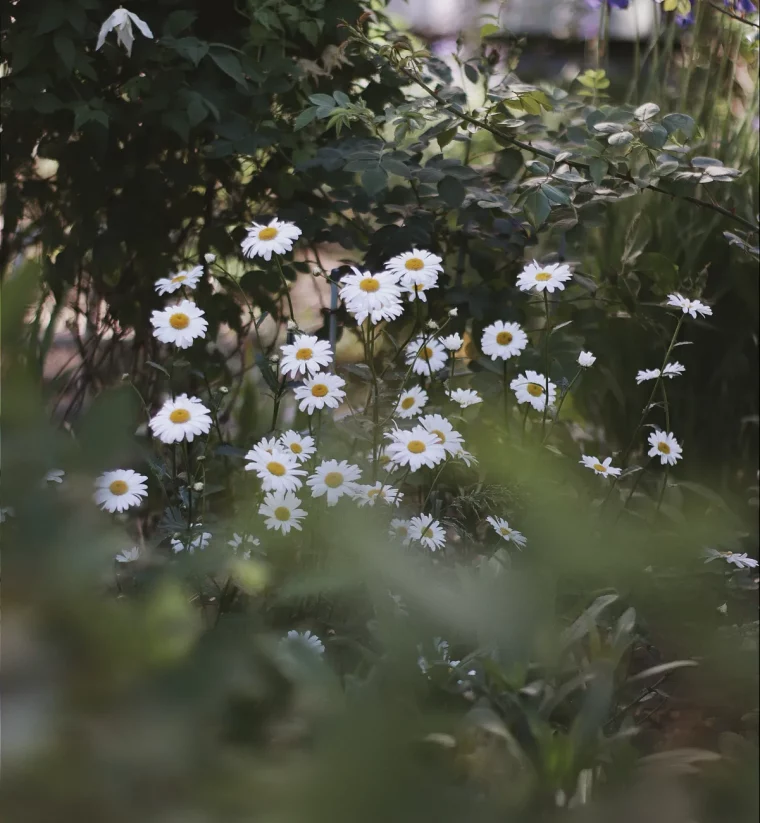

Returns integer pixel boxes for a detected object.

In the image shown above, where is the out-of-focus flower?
[96,8,153,56]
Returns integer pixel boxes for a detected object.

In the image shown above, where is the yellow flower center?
[311,383,328,397]
[535,272,552,282]
[593,463,606,473]
[431,429,446,444]
[379,454,391,465]
[169,312,190,330]
[359,277,380,292]
[422,347,433,359]
[420,526,432,538]
[258,227,278,240]
[171,274,187,283]
[267,461,286,476]
[109,480,128,495]
[274,506,290,521]
[289,443,303,454]
[169,408,191,424]
[368,488,383,498]
[324,471,343,488]
[400,397,416,410]
[413,283,425,292]
[496,331,513,345]
[500,528,511,536]
[527,383,544,397]
[405,257,425,271]
[407,440,426,454]
[397,526,408,536]
[657,442,671,455]
[295,347,313,361]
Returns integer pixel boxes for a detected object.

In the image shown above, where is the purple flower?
[726,0,756,13]
[584,0,631,7]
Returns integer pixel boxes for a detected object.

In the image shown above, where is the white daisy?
[339,266,404,325]
[245,447,306,493]
[252,436,280,456]
[402,279,438,303]
[352,481,403,507]
[307,459,362,506]
[440,333,464,352]
[385,249,443,282]
[395,386,428,419]
[171,531,211,554]
[447,388,482,408]
[228,533,261,559]
[93,469,148,513]
[485,516,527,548]
[419,413,464,457]
[455,448,478,467]
[259,491,307,534]
[369,445,397,473]
[293,372,346,414]
[580,455,622,477]
[149,394,212,443]
[481,321,528,361]
[385,426,447,472]
[284,629,325,654]
[280,334,333,379]
[150,300,208,349]
[405,336,448,376]
[510,370,557,412]
[722,552,759,569]
[636,362,686,384]
[647,430,683,466]
[408,514,446,551]
[115,546,141,563]
[577,350,596,368]
[96,7,153,56]
[241,218,302,261]
[278,430,316,462]
[43,469,65,485]
[666,293,713,318]
[516,260,573,293]
[389,518,413,545]
[635,368,662,384]
[154,266,203,296]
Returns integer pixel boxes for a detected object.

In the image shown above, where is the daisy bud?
[193,482,204,492]
[577,350,596,368]
[426,319,439,330]
[448,308,458,317]
[286,319,298,331]
[269,354,280,364]
[195,455,206,462]
[121,373,130,381]
[219,386,229,394]
[204,253,216,263]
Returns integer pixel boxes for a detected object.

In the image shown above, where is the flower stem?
[422,458,450,512]
[275,255,296,324]
[542,370,580,445]
[541,290,551,435]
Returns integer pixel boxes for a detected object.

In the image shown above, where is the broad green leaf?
[662,112,695,137]
[209,51,247,86]
[361,167,388,195]
[53,32,75,72]
[294,107,318,130]
[523,189,550,227]
[438,175,466,207]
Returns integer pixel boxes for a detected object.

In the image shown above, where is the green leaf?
[209,51,247,86]
[541,184,571,205]
[436,127,457,149]
[639,123,668,149]
[308,93,336,107]
[380,157,411,178]
[361,167,388,195]
[523,189,550,227]
[437,175,466,207]
[662,112,695,137]
[294,107,318,130]
[53,32,75,73]
[464,62,479,83]
[634,102,660,121]
[171,37,208,66]
[332,90,350,107]
[163,10,198,36]
[588,158,608,185]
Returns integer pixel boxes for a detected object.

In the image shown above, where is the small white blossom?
[96,8,153,56]
[577,351,596,368]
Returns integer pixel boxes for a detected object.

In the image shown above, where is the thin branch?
[707,0,760,28]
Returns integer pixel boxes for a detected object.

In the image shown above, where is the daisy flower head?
[241,218,302,261]
[228,533,261,559]
[722,552,759,570]
[353,481,403,507]
[154,266,203,296]
[385,426,447,472]
[284,629,325,655]
[405,336,448,377]
[259,491,307,534]
[278,430,316,463]
[385,248,443,282]
[43,469,65,485]
[455,448,478,467]
[395,386,428,419]
[280,334,333,379]
[419,413,464,457]
[94,469,148,513]
[580,455,622,478]
[510,371,557,412]
[636,362,686,384]
[447,388,483,408]
[250,436,280,457]
[245,447,306,493]
[307,459,362,506]
[389,518,413,545]
[647,430,683,466]
[577,350,596,368]
[150,300,208,349]
[293,372,346,415]
[516,260,573,293]
[486,516,527,548]
[440,333,464,353]
[666,293,713,318]
[408,514,446,551]
[481,320,528,361]
[171,531,211,554]
[339,266,404,325]
[115,546,140,563]
[402,279,438,303]
[149,394,212,443]
[369,445,397,473]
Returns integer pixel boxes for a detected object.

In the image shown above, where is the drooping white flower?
[440,333,464,352]
[385,249,443,284]
[580,455,622,478]
[389,518,413,545]
[636,361,686,384]
[241,218,302,261]
[408,514,446,551]
[419,413,464,457]
[307,459,362,506]
[154,266,203,296]
[485,516,527,548]
[150,300,208,349]
[43,469,65,485]
[228,533,261,559]
[149,394,212,443]
[259,491,307,534]
[481,320,528,361]
[385,426,447,472]
[96,8,153,56]
[293,372,346,414]
[455,448,478,467]
[280,334,333,379]
[705,548,759,569]
[115,546,140,563]
[278,430,316,463]
[94,469,148,513]
[647,430,683,466]
[204,253,216,264]
[395,386,428,419]
[447,388,482,408]
[636,368,661,384]
[245,447,306,493]
[171,532,211,554]
[510,370,557,412]
[339,266,404,325]
[666,293,713,319]
[283,629,325,654]
[405,336,448,376]
[516,260,573,293]
[352,481,403,507]
[577,350,596,368]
